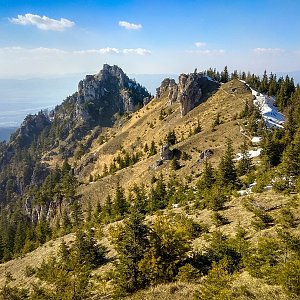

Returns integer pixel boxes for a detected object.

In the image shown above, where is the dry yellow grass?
[77,79,251,207]
[0,233,75,288]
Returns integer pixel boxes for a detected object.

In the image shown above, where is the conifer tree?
[221,66,229,83]
[13,222,26,255]
[218,139,237,187]
[139,214,192,285]
[110,211,149,295]
[280,128,300,177]
[171,156,180,170]
[62,210,72,234]
[113,183,129,220]
[148,141,157,157]
[237,139,253,176]
[197,159,215,191]
[166,130,177,146]
[102,195,113,222]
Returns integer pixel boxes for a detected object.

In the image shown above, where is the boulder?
[199,149,214,162]
[160,143,174,160]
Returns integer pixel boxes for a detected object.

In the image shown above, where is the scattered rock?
[151,159,163,169]
[199,149,214,162]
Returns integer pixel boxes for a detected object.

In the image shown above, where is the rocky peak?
[156,71,219,116]
[76,64,150,127]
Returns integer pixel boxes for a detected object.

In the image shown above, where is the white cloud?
[0,46,151,56]
[123,48,151,55]
[187,49,225,55]
[118,20,142,30]
[9,13,75,31]
[0,46,66,54]
[99,47,120,54]
[195,42,207,48]
[253,48,284,54]
[74,48,120,55]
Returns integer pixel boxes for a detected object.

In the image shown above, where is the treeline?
[205,67,297,110]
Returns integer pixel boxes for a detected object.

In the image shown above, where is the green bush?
[176,264,201,282]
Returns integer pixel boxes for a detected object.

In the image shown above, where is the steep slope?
[0,64,150,205]
[73,79,250,206]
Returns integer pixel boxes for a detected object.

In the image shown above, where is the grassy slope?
[78,79,250,206]
[1,79,299,299]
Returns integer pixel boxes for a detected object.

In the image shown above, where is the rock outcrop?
[160,143,174,160]
[156,71,220,116]
[76,64,150,126]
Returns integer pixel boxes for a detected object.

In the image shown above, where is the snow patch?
[239,80,285,128]
[251,89,285,128]
[251,136,262,144]
[235,148,262,161]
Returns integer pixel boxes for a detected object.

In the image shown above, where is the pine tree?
[113,184,129,220]
[102,195,113,223]
[13,222,26,255]
[171,156,180,170]
[62,210,72,234]
[197,159,215,191]
[72,200,83,228]
[139,214,192,285]
[237,139,253,176]
[166,130,177,146]
[280,128,300,177]
[218,139,237,187]
[110,211,149,295]
[148,141,157,157]
[221,66,229,83]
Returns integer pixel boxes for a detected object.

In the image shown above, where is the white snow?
[251,136,262,144]
[235,148,262,161]
[239,80,285,128]
[251,89,285,128]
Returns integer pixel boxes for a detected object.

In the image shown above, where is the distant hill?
[0,127,17,142]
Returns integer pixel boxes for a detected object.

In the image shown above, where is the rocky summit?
[156,70,219,116]
[76,64,150,126]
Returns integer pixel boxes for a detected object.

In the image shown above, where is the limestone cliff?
[76,64,150,127]
[156,71,220,116]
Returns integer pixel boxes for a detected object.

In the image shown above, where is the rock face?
[156,71,220,116]
[76,64,150,127]
[160,143,174,160]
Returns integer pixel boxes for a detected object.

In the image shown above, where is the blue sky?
[1,0,300,77]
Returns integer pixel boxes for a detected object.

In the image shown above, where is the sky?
[1,0,300,78]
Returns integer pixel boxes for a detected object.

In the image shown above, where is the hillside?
[0,66,300,300]
[75,79,249,205]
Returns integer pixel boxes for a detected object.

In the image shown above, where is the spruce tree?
[197,159,215,191]
[110,211,149,295]
[148,141,157,157]
[113,184,129,220]
[237,139,253,176]
[218,139,237,187]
